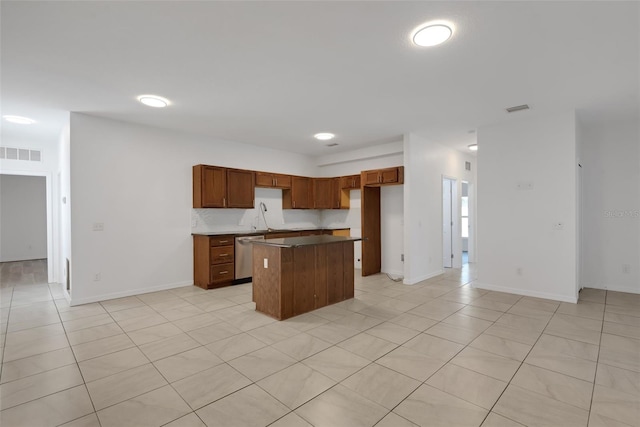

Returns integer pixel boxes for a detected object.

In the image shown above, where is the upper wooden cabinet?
[313,178,334,209]
[193,165,254,208]
[226,169,255,208]
[255,172,291,189]
[283,176,312,209]
[362,167,404,186]
[193,165,227,208]
[340,175,361,189]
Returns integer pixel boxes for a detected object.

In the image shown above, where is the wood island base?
[252,238,356,320]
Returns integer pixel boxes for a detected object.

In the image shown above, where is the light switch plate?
[263,258,268,268]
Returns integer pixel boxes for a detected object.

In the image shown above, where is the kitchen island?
[251,235,361,320]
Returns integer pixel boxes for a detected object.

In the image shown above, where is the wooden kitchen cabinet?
[313,178,334,209]
[255,172,291,189]
[283,176,312,209]
[361,167,404,186]
[193,165,255,208]
[340,174,361,189]
[193,235,235,289]
[226,169,255,208]
[193,165,227,208]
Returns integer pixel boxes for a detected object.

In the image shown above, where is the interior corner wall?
[581,118,640,293]
[0,175,47,262]
[59,122,71,295]
[68,113,318,305]
[476,111,578,302]
[403,133,476,285]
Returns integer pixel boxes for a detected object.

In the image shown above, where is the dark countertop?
[192,228,349,237]
[251,235,362,248]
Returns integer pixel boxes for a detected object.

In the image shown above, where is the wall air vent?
[0,146,42,162]
[506,104,530,113]
[325,143,339,147]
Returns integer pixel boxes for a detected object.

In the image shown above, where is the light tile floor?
[1,262,639,426]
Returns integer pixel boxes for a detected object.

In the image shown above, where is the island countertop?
[251,235,362,248]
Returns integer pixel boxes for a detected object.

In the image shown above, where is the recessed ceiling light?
[468,144,478,151]
[412,23,453,47]
[137,95,170,108]
[3,115,35,125]
[314,133,335,141]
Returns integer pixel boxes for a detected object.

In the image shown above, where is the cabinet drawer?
[211,246,234,264]
[210,236,233,246]
[211,263,234,282]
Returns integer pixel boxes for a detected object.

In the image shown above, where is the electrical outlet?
[622,264,631,274]
[263,258,268,269]
[92,222,104,231]
[553,222,564,230]
[93,273,101,281]
[401,254,404,262]
[516,267,523,276]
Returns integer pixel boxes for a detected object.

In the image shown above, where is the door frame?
[0,170,56,283]
[442,175,462,269]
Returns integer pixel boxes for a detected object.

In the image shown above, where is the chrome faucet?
[259,202,273,232]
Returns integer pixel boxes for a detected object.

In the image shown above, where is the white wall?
[581,118,640,293]
[0,175,47,261]
[381,185,404,276]
[476,111,578,302]
[403,133,476,284]
[68,113,318,305]
[59,122,71,294]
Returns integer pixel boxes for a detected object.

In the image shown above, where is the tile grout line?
[586,289,607,427]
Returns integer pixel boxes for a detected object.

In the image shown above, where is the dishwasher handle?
[237,236,265,244]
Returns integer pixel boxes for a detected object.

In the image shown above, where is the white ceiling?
[2,1,638,156]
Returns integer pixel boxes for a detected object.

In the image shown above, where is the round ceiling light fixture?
[412,23,453,47]
[3,115,36,125]
[314,132,335,141]
[137,95,170,108]
[468,144,478,151]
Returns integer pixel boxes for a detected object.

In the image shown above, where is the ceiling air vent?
[325,143,339,147]
[506,104,530,113]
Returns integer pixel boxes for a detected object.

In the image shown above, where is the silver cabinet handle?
[219,271,228,274]
[219,254,228,257]
[219,240,228,243]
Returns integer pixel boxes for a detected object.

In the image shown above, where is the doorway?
[0,173,54,283]
[442,177,456,268]
[461,181,470,265]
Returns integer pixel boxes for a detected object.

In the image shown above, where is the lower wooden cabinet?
[193,235,235,289]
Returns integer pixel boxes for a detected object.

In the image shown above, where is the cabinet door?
[313,178,333,209]
[227,169,254,208]
[380,168,399,184]
[332,178,342,209]
[362,170,381,185]
[291,176,312,208]
[255,172,275,187]
[203,166,227,207]
[273,174,291,189]
[340,175,360,189]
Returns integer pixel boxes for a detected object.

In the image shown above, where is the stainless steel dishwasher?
[235,235,265,282]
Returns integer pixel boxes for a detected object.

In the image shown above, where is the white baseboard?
[404,269,444,285]
[471,281,578,303]
[583,283,640,295]
[70,281,193,306]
